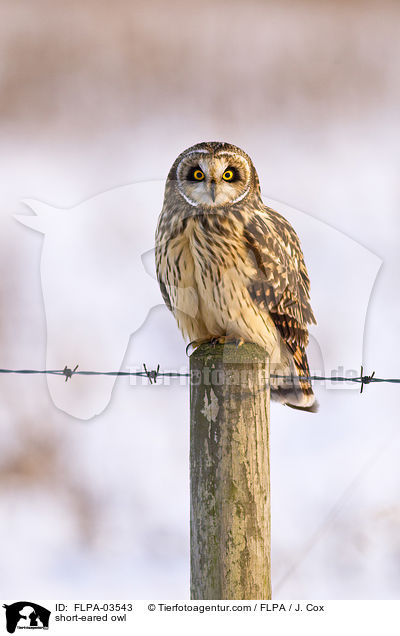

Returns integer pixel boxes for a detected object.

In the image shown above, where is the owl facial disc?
[176,148,251,207]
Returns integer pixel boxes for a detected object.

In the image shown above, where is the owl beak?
[209,180,216,202]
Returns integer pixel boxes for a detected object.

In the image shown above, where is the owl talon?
[186,340,199,356]
[186,338,214,355]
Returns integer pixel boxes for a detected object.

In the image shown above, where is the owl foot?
[211,336,245,348]
[186,336,245,355]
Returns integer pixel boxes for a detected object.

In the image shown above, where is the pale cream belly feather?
[163,218,292,369]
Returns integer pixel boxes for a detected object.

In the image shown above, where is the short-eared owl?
[155,141,317,411]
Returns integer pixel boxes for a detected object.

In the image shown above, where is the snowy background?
[0,0,399,599]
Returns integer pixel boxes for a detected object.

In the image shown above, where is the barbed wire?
[0,364,399,392]
[1,360,398,591]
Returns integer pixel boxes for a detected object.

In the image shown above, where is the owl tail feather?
[270,385,318,412]
[270,345,318,412]
[286,399,319,413]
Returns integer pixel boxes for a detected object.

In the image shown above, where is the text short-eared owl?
[155,141,317,411]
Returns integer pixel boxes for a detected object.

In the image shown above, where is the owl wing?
[243,205,316,367]
[157,278,173,313]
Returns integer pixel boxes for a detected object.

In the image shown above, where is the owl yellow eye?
[193,169,205,181]
[222,169,234,181]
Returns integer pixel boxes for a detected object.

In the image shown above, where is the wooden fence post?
[190,342,271,600]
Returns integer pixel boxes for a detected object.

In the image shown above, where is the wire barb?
[63,364,79,382]
[143,363,160,384]
[360,365,376,393]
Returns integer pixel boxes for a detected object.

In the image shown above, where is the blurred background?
[0,0,399,599]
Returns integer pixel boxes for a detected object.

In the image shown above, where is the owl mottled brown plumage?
[155,141,318,411]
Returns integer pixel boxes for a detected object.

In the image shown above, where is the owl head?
[167,141,261,208]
